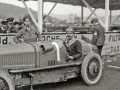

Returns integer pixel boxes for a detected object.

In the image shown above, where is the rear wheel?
[0,70,15,90]
[81,53,102,85]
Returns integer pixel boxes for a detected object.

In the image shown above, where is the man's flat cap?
[23,15,31,21]
[13,21,20,25]
[6,17,14,22]
[1,20,8,25]
[66,27,74,33]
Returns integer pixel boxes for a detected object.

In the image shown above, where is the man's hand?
[68,55,73,60]
[3,30,7,33]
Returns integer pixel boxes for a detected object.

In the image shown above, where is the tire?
[0,70,15,90]
[81,52,102,85]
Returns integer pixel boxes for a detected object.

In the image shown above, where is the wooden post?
[38,0,43,33]
[105,0,109,32]
[110,10,112,25]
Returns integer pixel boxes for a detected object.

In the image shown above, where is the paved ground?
[21,59,120,90]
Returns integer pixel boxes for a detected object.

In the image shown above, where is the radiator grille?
[1,53,35,68]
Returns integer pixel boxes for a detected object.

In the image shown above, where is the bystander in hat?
[0,20,8,33]
[6,17,14,22]
[23,15,31,21]
[19,22,25,29]
[1,20,8,25]
[6,17,14,27]
[13,21,20,25]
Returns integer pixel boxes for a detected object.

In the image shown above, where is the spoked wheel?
[81,52,102,85]
[0,70,15,90]
[0,77,9,90]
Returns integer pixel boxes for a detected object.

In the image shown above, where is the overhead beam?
[85,8,96,22]
[81,0,105,29]
[112,15,120,25]
[105,0,109,32]
[90,0,104,5]
[38,0,43,33]
[44,3,57,20]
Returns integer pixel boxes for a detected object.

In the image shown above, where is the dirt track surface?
[21,59,120,90]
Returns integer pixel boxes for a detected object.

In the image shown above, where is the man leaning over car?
[13,15,41,43]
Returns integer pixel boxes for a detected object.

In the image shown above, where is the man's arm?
[68,40,82,60]
[88,25,95,32]
[72,40,82,60]
[34,27,41,41]
[13,30,23,43]
[81,35,91,43]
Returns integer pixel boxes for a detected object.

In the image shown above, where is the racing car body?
[0,40,102,90]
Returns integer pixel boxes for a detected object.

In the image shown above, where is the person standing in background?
[6,17,14,33]
[13,21,21,33]
[0,20,8,33]
[91,18,105,56]
[19,22,25,29]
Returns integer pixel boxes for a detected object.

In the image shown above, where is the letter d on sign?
[2,37,8,45]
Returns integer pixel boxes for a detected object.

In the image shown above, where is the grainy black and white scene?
[0,0,120,90]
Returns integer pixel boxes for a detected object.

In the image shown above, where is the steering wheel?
[57,38,68,48]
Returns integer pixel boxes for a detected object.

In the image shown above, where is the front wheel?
[81,53,102,85]
[0,70,15,90]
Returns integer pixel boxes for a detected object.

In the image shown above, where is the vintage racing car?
[0,40,102,90]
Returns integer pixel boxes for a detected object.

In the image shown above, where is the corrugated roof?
[19,0,120,10]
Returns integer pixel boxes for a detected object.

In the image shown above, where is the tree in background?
[74,15,81,25]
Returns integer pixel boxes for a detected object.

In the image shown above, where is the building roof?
[20,0,120,10]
